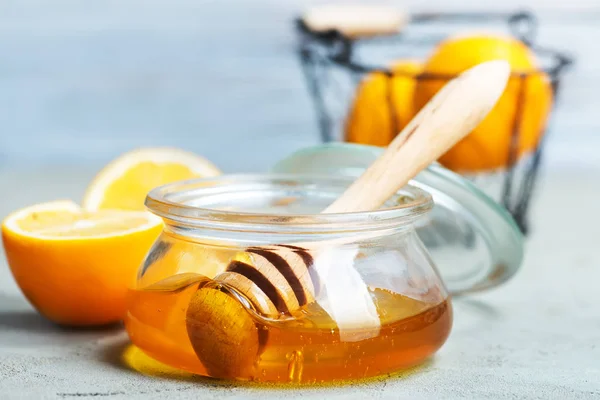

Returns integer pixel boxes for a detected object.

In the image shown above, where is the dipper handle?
[324,60,510,213]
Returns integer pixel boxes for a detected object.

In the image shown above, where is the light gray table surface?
[0,168,599,399]
[1,1,600,399]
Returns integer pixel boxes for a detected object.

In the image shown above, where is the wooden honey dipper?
[186,60,511,379]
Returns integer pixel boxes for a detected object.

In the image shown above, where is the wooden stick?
[301,4,409,38]
[186,60,511,379]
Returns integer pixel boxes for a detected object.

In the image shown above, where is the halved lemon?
[82,147,222,211]
[2,200,163,326]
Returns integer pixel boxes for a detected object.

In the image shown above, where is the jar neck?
[145,173,434,246]
[161,216,421,248]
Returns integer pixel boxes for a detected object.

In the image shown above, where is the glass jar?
[125,174,454,383]
[125,160,523,384]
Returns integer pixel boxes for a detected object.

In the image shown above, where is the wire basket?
[294,10,572,234]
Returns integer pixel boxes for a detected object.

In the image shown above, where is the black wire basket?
[294,10,572,234]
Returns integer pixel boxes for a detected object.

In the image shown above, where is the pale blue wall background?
[1,0,598,172]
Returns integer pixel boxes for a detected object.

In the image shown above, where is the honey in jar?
[126,272,452,383]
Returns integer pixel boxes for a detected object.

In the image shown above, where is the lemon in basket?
[413,32,553,172]
[345,59,423,146]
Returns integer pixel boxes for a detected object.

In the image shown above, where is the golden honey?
[125,273,452,383]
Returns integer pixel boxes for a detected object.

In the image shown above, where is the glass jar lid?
[272,143,524,295]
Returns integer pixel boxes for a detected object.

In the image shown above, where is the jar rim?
[145,173,433,234]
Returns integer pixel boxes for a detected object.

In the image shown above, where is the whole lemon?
[413,32,553,172]
[344,59,423,145]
